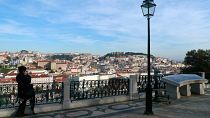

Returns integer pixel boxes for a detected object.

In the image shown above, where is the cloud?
[20,0,147,50]
[154,0,210,42]
[1,0,210,60]
[17,0,142,38]
[52,33,98,45]
[0,19,35,37]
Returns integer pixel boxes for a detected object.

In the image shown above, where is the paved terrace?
[8,88,210,118]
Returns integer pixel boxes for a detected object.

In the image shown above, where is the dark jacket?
[16,74,33,99]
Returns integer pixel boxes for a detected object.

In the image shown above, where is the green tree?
[182,49,210,73]
[46,54,73,61]
[0,68,13,73]
[6,56,11,62]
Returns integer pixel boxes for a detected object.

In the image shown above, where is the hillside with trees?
[46,54,74,61]
[100,52,154,59]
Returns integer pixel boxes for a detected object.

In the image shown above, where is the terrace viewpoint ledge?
[0,74,209,118]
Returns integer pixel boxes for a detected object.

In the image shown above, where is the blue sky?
[0,0,210,61]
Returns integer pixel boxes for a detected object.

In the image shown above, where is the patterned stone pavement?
[22,100,146,118]
[11,89,210,118]
[104,89,210,118]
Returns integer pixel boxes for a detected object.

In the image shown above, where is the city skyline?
[0,0,210,61]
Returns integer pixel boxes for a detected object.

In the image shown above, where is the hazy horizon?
[1,49,184,62]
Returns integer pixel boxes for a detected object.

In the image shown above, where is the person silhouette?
[15,66,35,117]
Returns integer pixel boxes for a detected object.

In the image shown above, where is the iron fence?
[70,79,129,101]
[137,75,166,93]
[0,84,18,108]
[0,82,63,109]
[33,82,63,105]
[0,75,173,108]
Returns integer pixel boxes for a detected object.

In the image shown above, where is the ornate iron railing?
[0,82,63,109]
[0,84,18,109]
[137,75,166,93]
[70,79,129,101]
[33,82,63,105]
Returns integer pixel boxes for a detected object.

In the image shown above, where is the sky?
[0,0,210,61]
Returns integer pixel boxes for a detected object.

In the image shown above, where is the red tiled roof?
[56,63,68,64]
[0,74,52,83]
[54,75,67,82]
[0,78,16,83]
[5,73,17,76]
[5,72,48,76]
[38,60,50,62]
[31,74,50,78]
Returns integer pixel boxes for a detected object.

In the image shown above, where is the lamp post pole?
[141,0,156,115]
[145,16,153,115]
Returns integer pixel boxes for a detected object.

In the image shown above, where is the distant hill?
[46,54,73,61]
[100,52,154,60]
[124,52,147,56]
[20,50,29,54]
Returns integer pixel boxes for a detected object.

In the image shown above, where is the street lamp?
[141,0,156,115]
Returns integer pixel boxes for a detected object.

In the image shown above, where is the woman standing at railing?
[15,66,35,117]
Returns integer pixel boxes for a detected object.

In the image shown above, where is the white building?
[71,74,116,81]
[31,75,53,83]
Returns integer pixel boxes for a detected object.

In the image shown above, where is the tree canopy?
[182,49,210,73]
[46,54,73,61]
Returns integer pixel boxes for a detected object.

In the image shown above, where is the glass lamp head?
[141,0,156,18]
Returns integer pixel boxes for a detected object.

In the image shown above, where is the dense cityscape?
[0,50,184,84]
[1,0,210,117]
